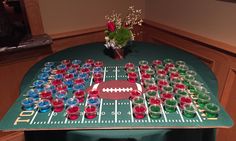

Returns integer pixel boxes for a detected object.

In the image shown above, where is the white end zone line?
[98,67,106,123]
[30,110,38,124]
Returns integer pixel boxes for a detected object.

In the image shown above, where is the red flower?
[107,21,116,32]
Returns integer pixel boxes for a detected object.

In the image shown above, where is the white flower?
[105,36,109,41]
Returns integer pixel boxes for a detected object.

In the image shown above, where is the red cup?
[157,80,169,91]
[52,79,63,86]
[56,84,68,92]
[93,73,103,83]
[160,93,173,102]
[149,97,162,106]
[61,59,71,68]
[140,65,150,74]
[130,89,142,100]
[85,105,97,119]
[141,73,151,83]
[125,62,135,70]
[174,83,186,92]
[128,72,137,83]
[147,85,158,91]
[66,105,80,120]
[54,69,66,74]
[179,96,192,109]
[152,60,162,67]
[80,68,90,74]
[74,78,85,85]
[52,98,64,112]
[74,90,85,103]
[71,64,80,70]
[133,104,147,119]
[170,72,179,79]
[64,73,74,80]
[94,61,104,67]
[157,69,167,76]
[88,89,99,98]
[165,63,175,71]
[86,59,94,66]
[40,90,53,101]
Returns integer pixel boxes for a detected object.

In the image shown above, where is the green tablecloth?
[21,41,218,141]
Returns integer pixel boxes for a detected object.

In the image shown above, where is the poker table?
[0,41,233,141]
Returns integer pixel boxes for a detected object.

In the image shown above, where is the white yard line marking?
[129,100,134,122]
[81,73,95,123]
[143,92,151,122]
[138,66,150,121]
[47,111,54,124]
[64,114,68,124]
[192,104,203,122]
[137,67,142,80]
[115,66,118,80]
[156,94,167,122]
[98,99,103,123]
[89,75,94,86]
[176,104,185,122]
[30,110,38,124]
[103,67,107,82]
[115,100,118,123]
[92,83,99,90]
[98,67,107,123]
[136,83,142,92]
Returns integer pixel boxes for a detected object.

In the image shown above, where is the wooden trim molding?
[22,0,44,35]
[50,26,106,40]
[220,68,236,107]
[144,19,236,55]
[50,26,106,52]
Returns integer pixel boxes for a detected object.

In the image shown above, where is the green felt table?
[0,42,233,141]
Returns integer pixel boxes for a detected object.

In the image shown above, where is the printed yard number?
[14,111,34,125]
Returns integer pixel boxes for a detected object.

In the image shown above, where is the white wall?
[38,0,145,35]
[145,0,236,46]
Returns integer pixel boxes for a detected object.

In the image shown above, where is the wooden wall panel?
[142,21,236,141]
[52,30,105,52]
[217,68,236,141]
[0,132,25,141]
[143,23,230,100]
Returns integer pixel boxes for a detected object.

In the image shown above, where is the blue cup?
[27,89,39,100]
[66,98,79,107]
[38,73,49,81]
[21,98,35,110]
[44,62,55,68]
[38,99,51,113]
[87,97,100,108]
